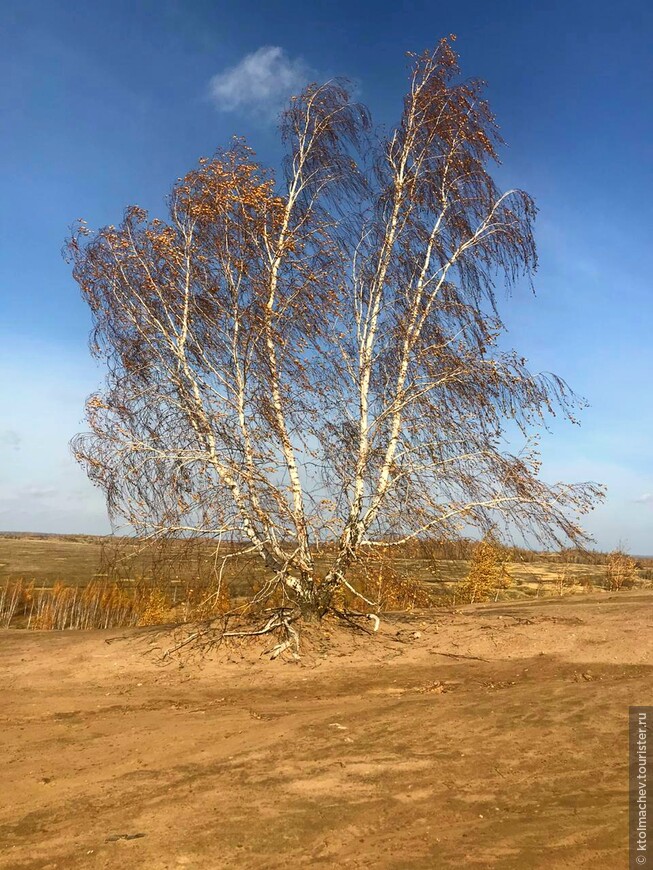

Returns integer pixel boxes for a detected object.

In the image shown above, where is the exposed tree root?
[328,607,381,635]
[157,605,379,663]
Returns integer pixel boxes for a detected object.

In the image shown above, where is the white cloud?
[634,493,653,504]
[209,46,313,118]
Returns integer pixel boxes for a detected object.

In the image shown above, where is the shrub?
[457,539,512,604]
[336,548,432,612]
[605,549,637,591]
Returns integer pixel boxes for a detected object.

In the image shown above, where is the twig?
[433,651,489,662]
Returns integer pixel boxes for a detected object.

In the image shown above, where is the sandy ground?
[1,591,651,869]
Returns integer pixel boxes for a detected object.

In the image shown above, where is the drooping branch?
[67,37,604,625]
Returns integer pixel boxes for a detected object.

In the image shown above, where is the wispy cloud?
[22,485,59,500]
[634,493,653,504]
[0,429,21,451]
[0,484,57,505]
[209,46,314,119]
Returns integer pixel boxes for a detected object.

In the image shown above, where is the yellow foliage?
[137,588,172,626]
[181,580,232,621]
[344,550,432,611]
[457,539,512,604]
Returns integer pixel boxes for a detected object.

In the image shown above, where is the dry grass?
[0,577,232,631]
[0,534,105,586]
[0,533,650,630]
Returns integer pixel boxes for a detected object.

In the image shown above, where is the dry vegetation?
[1,533,650,632]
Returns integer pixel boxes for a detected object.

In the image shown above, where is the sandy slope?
[1,591,651,869]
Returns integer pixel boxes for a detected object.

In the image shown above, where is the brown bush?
[344,549,432,612]
[605,549,637,591]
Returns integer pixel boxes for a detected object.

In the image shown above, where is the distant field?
[0,534,105,586]
[0,532,649,598]
[0,533,268,596]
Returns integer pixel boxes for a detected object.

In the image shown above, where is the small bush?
[337,549,432,612]
[605,549,637,591]
[456,539,512,604]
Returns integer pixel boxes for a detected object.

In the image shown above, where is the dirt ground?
[1,592,651,869]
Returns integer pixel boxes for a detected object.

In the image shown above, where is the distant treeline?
[415,539,653,567]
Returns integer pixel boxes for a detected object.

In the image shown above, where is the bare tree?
[67,37,603,637]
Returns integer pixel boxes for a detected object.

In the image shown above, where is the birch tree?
[67,37,603,637]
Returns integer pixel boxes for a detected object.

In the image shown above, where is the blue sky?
[1,0,651,551]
